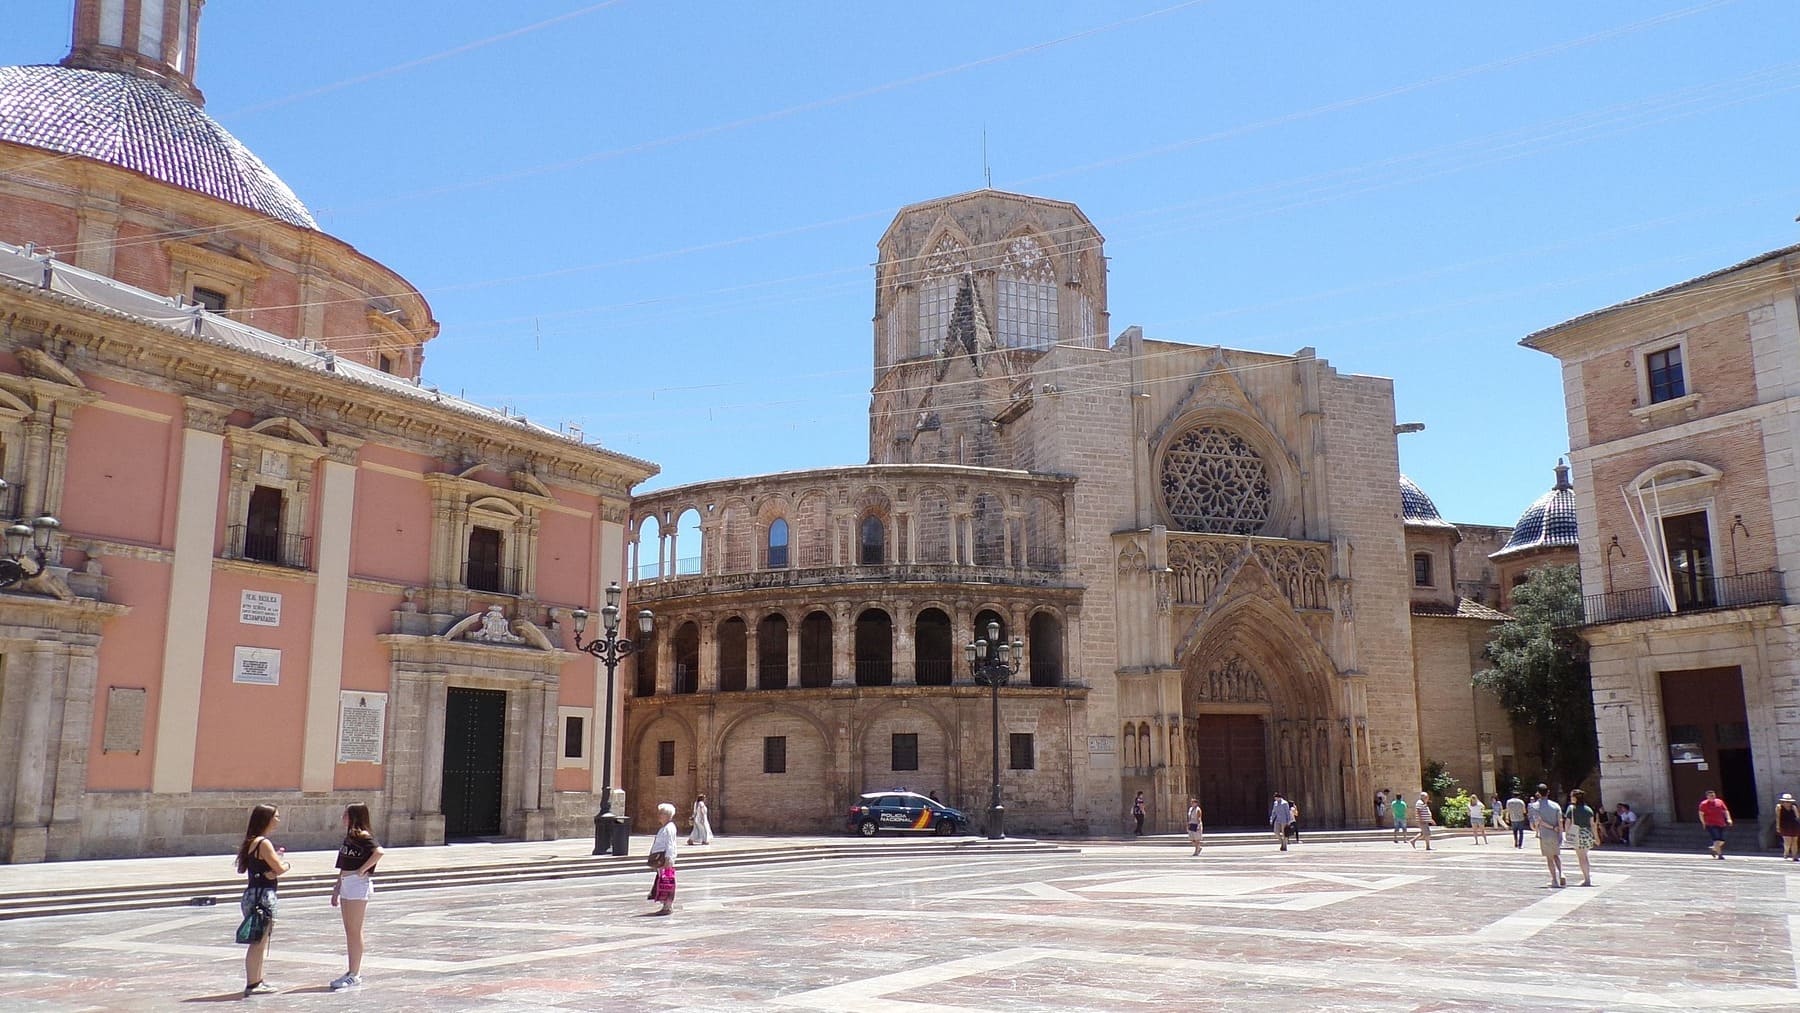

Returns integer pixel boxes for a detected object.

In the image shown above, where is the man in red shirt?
[1698,789,1734,860]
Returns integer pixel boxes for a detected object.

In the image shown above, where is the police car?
[846,790,969,837]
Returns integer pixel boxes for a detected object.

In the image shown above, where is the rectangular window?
[244,485,284,563]
[1412,553,1433,588]
[1661,510,1714,609]
[378,352,396,375]
[563,715,584,759]
[657,740,675,777]
[1009,733,1035,771]
[891,733,919,772]
[466,526,504,592]
[763,735,787,774]
[1646,346,1685,404]
[191,286,229,312]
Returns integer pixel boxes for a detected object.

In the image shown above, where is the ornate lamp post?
[570,581,653,855]
[0,481,59,590]
[965,619,1023,841]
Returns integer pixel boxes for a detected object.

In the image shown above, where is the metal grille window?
[892,733,919,772]
[191,286,228,312]
[763,736,787,774]
[1009,733,1035,771]
[466,526,504,592]
[244,485,283,563]
[767,518,789,568]
[1646,346,1685,403]
[657,740,675,777]
[1413,553,1433,587]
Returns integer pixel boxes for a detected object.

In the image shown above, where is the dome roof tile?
[1491,463,1579,560]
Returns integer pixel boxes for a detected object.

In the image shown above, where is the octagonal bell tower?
[869,190,1108,467]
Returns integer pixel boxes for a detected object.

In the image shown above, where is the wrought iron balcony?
[225,524,311,570]
[1583,569,1786,625]
[462,560,520,595]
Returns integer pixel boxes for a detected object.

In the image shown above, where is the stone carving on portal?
[468,605,525,644]
[1190,656,1269,704]
[442,605,561,651]
[1159,425,1272,535]
[1167,537,1328,614]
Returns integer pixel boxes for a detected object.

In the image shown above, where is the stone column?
[418,673,448,845]
[698,615,718,692]
[891,601,915,686]
[786,618,801,688]
[6,645,59,862]
[832,604,854,687]
[745,621,761,689]
[655,629,674,695]
[301,448,360,791]
[46,642,97,859]
[151,399,228,795]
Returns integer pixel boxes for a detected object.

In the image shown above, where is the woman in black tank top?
[234,804,290,996]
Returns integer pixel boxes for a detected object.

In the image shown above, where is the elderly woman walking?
[646,802,679,915]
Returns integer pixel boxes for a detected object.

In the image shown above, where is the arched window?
[672,622,699,694]
[854,609,893,686]
[766,517,789,569]
[972,493,1004,566]
[758,614,789,689]
[633,629,657,697]
[673,508,702,576]
[997,235,1058,349]
[1029,611,1064,687]
[917,235,967,356]
[1122,723,1138,768]
[634,515,661,581]
[799,610,833,688]
[913,608,953,686]
[717,617,747,692]
[860,515,885,565]
[973,609,1007,649]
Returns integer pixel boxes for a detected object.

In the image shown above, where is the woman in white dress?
[687,794,714,846]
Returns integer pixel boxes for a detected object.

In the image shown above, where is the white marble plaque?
[102,686,147,753]
[1597,704,1634,760]
[337,692,387,764]
[239,590,283,627]
[1087,735,1115,753]
[232,646,281,685]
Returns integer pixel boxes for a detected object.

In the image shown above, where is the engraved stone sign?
[239,590,282,627]
[102,686,148,753]
[337,691,387,764]
[232,646,281,685]
[1087,735,1116,753]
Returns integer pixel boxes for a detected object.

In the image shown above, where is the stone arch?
[1028,608,1064,687]
[798,609,833,687]
[757,611,789,689]
[246,416,323,446]
[794,489,832,567]
[854,607,894,686]
[912,606,954,685]
[671,507,703,575]
[717,614,749,692]
[628,711,698,826]
[852,699,956,799]
[1024,493,1064,569]
[913,484,954,562]
[672,620,700,694]
[632,513,661,581]
[971,491,1004,565]
[715,704,837,833]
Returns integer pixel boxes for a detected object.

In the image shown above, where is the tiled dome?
[1491,463,1578,560]
[1399,475,1456,529]
[0,65,316,230]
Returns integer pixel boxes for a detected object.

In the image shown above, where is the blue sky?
[7,1,1799,524]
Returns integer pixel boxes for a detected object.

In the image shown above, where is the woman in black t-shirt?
[328,803,384,991]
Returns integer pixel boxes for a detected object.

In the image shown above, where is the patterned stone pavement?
[1,839,1797,1010]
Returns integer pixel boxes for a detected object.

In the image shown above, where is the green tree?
[1475,564,1596,791]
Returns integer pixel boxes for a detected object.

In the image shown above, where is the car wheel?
[935,820,956,836]
[857,819,878,837]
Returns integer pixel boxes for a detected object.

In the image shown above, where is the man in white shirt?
[1269,793,1294,852]
[1616,803,1639,846]
[1505,791,1529,849]
[1528,784,1566,888]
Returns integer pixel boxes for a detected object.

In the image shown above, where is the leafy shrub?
[1438,790,1476,828]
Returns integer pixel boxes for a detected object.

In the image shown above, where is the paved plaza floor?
[2,837,1798,1011]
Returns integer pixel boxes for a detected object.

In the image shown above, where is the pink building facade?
[0,2,656,862]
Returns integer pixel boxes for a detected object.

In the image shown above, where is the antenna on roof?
[982,127,992,189]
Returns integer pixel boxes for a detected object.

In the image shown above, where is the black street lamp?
[570,581,653,856]
[0,481,59,590]
[965,619,1023,840]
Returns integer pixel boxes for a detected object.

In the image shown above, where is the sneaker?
[244,982,277,996]
[329,974,362,990]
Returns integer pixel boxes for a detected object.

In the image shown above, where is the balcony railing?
[225,525,311,570]
[1583,569,1786,625]
[462,561,520,595]
[631,560,1069,599]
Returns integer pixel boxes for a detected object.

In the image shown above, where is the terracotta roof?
[1411,598,1512,622]
[0,65,315,229]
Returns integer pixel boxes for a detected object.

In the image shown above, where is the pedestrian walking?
[1131,791,1147,836]
[1409,793,1434,850]
[1467,794,1488,844]
[1389,792,1408,843]
[1489,795,1505,833]
[1186,798,1205,856]
[1505,790,1529,849]
[1270,793,1294,852]
[234,804,289,997]
[1776,793,1800,861]
[687,794,713,846]
[646,802,679,915]
[328,802,384,991]
[1287,801,1302,843]
[1529,784,1566,888]
[1564,789,1596,887]
[1699,789,1733,859]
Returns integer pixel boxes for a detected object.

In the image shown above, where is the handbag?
[235,904,269,944]
[647,850,668,869]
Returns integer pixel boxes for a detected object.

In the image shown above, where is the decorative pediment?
[15,348,86,389]
[1149,348,1298,473]
[444,605,556,651]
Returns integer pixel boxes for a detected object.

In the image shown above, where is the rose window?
[1160,426,1272,534]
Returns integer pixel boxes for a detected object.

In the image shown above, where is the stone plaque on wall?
[1597,704,1634,760]
[240,590,282,627]
[102,686,148,753]
[337,692,387,764]
[232,646,281,685]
